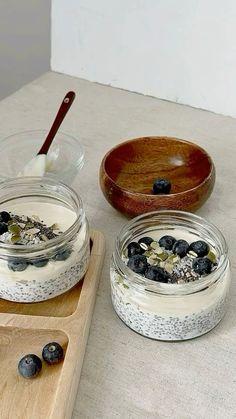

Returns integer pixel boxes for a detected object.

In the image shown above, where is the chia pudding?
[111,211,230,341]
[0,178,90,303]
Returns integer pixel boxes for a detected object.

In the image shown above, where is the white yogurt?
[0,202,90,302]
[17,155,47,177]
[111,228,230,340]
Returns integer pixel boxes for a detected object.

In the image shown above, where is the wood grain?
[0,230,105,419]
[100,136,215,217]
[0,281,83,317]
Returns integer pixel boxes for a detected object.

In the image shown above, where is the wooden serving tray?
[0,230,105,419]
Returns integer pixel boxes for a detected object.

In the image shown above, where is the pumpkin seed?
[207,250,217,263]
[11,234,21,243]
[50,223,60,231]
[147,258,156,266]
[26,223,34,228]
[167,254,180,263]
[153,247,164,255]
[165,263,174,274]
[9,224,21,235]
[157,252,169,261]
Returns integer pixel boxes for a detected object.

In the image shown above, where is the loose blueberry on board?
[0,222,8,235]
[172,239,189,258]
[138,236,153,247]
[127,242,144,257]
[8,260,28,271]
[145,266,169,283]
[42,342,64,365]
[54,248,71,261]
[192,257,213,275]
[188,240,209,257]
[18,354,42,379]
[159,235,176,250]
[127,254,148,274]
[152,178,171,195]
[0,211,11,223]
[32,259,49,268]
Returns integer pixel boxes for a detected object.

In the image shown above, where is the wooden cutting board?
[0,230,105,419]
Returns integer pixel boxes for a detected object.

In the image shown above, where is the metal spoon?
[18,91,76,177]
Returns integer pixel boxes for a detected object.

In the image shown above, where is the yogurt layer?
[0,202,89,302]
[17,155,47,177]
[111,228,230,341]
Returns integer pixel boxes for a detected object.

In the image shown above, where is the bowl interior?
[104,137,212,194]
[0,130,84,184]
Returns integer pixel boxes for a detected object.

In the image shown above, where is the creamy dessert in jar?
[0,178,90,303]
[111,211,230,341]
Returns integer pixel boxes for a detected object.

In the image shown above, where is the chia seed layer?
[110,268,230,341]
[0,242,90,302]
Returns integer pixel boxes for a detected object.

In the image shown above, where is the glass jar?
[0,177,90,302]
[111,211,230,341]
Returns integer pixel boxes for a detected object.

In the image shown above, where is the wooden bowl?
[99,136,215,218]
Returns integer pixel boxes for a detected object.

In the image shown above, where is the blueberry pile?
[18,341,64,379]
[124,234,217,283]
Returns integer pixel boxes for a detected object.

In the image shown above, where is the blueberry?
[172,239,189,258]
[54,249,71,261]
[42,342,64,365]
[8,260,28,271]
[188,240,209,257]
[159,235,176,250]
[192,257,213,275]
[0,211,11,223]
[18,354,42,379]
[32,259,49,268]
[0,222,8,235]
[138,236,153,247]
[127,242,143,257]
[145,266,169,283]
[153,178,171,195]
[127,254,148,275]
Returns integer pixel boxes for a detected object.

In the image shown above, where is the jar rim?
[0,177,84,254]
[114,210,229,295]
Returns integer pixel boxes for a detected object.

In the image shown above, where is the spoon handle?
[37,91,76,155]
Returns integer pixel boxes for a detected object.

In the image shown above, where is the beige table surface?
[0,72,235,419]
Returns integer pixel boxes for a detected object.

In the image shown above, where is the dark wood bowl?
[99,136,215,218]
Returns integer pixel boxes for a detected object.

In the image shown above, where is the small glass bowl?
[111,210,230,341]
[0,177,90,302]
[0,130,85,185]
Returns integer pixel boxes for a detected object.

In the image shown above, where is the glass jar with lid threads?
[0,177,90,302]
[111,211,230,341]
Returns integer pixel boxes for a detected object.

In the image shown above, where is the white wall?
[0,0,51,99]
[51,0,236,118]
